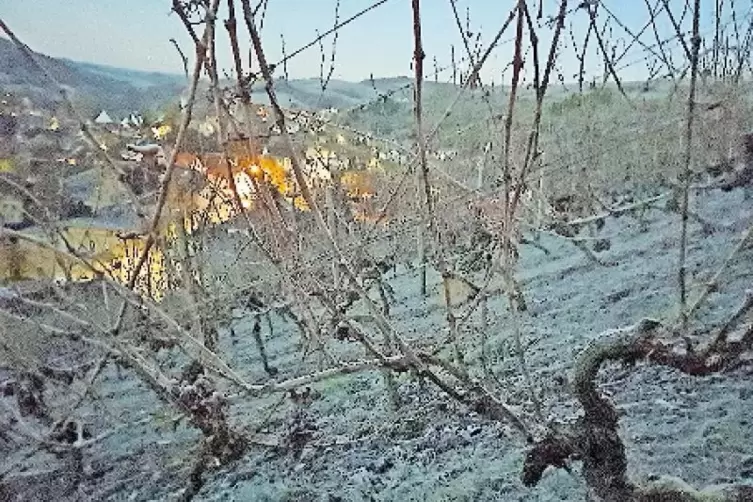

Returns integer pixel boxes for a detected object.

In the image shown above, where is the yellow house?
[0,222,169,300]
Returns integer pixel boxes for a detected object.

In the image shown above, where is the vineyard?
[2,1,753,501]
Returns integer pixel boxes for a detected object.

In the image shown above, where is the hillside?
[3,11,753,501]
[0,37,185,117]
[256,76,422,109]
[3,179,752,501]
[1,36,670,130]
[1,37,457,121]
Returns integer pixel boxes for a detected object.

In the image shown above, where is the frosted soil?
[2,188,753,501]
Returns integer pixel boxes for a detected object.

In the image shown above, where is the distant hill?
[1,36,550,130]
[0,37,185,118]
[1,36,666,122]
[64,60,186,90]
[243,76,416,110]
[0,37,422,119]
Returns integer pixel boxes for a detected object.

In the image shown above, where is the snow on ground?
[2,188,752,501]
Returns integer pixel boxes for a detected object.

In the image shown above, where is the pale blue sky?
[1,1,742,83]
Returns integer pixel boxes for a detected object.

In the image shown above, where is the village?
[0,89,443,298]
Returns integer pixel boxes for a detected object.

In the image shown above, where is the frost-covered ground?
[2,187,752,502]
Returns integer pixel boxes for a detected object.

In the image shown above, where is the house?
[94,110,113,124]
